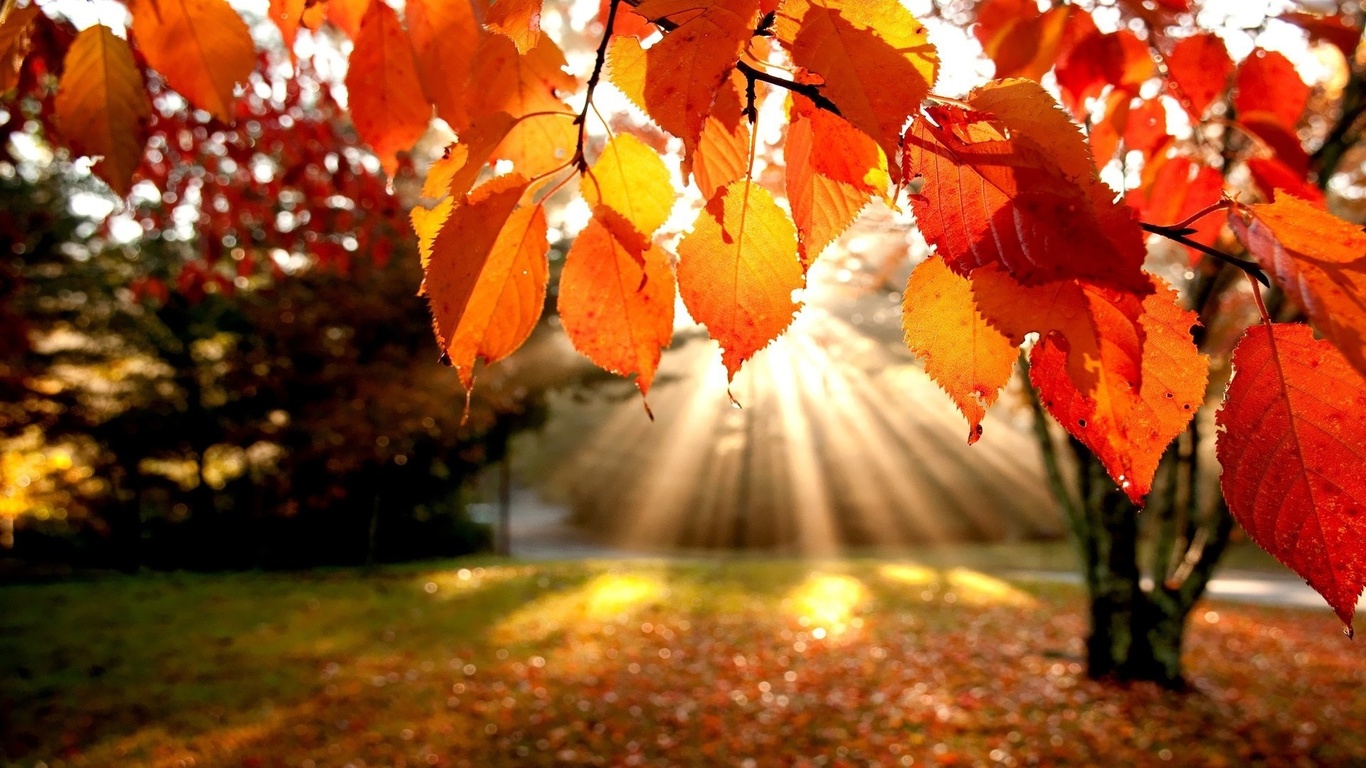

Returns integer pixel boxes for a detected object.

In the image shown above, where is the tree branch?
[1139,221,1270,287]
[573,0,622,172]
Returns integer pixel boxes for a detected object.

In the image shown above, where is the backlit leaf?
[559,218,676,396]
[904,82,1150,294]
[466,33,577,178]
[1055,27,1153,120]
[346,0,431,176]
[326,0,369,39]
[1127,152,1223,264]
[268,0,306,53]
[581,133,675,251]
[410,196,451,269]
[1165,33,1233,119]
[635,0,760,154]
[774,0,938,163]
[54,25,151,197]
[407,0,479,132]
[485,0,543,54]
[785,94,887,269]
[426,175,548,390]
[1029,280,1206,504]
[974,0,1073,82]
[129,0,255,122]
[677,179,803,381]
[901,255,1016,445]
[1234,49,1309,136]
[1217,323,1366,629]
[1245,157,1326,208]
[0,4,40,94]
[1229,193,1366,379]
[689,70,750,201]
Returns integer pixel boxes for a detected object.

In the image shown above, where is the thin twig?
[1140,221,1269,287]
[573,0,622,172]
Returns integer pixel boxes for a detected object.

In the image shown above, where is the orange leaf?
[0,4,41,94]
[1028,280,1206,504]
[774,0,938,163]
[426,175,548,389]
[904,81,1149,294]
[466,33,577,177]
[1234,49,1309,136]
[485,0,542,54]
[901,255,1016,445]
[268,0,306,53]
[1165,33,1232,119]
[326,0,368,39]
[975,0,1072,82]
[785,94,887,269]
[407,0,479,132]
[410,196,451,269]
[559,218,676,396]
[677,179,803,381]
[581,133,674,251]
[600,0,654,38]
[635,0,760,154]
[1217,323,1366,629]
[1127,153,1223,264]
[689,70,750,200]
[54,25,151,197]
[1229,193,1366,379]
[345,0,430,176]
[128,0,255,122]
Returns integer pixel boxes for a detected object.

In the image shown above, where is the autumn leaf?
[466,33,577,178]
[975,0,1073,82]
[426,175,548,390]
[904,81,1150,295]
[326,0,368,40]
[581,133,675,252]
[1164,33,1233,119]
[1229,193,1366,379]
[128,0,255,123]
[558,218,675,397]
[345,0,431,176]
[774,0,938,163]
[677,179,803,380]
[1217,323,1366,629]
[485,0,543,54]
[410,196,451,269]
[1055,27,1153,120]
[1029,280,1206,504]
[268,0,306,53]
[407,0,479,132]
[901,256,1016,445]
[633,0,760,155]
[0,4,40,94]
[440,112,519,201]
[785,95,887,269]
[689,71,751,201]
[1245,158,1326,208]
[1234,49,1309,134]
[54,25,151,197]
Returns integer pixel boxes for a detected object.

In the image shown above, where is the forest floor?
[3,559,1364,768]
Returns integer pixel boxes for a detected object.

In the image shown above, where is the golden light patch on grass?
[784,572,869,637]
[491,572,668,644]
[946,567,1037,607]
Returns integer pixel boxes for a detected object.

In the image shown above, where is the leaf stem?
[1138,221,1269,287]
[1247,269,1273,325]
[1168,199,1231,233]
[925,93,973,110]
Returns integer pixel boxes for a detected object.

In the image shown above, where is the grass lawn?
[2,559,1363,767]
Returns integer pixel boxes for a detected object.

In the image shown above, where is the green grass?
[2,558,1362,767]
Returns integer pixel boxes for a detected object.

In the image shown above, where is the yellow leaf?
[54,25,151,197]
[690,70,751,200]
[677,179,804,381]
[774,0,938,163]
[581,133,675,250]
[346,0,431,176]
[129,0,255,122]
[901,255,1016,444]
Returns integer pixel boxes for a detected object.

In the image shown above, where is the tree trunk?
[1025,360,1231,690]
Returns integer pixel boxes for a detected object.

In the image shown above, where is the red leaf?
[1234,49,1309,137]
[1165,33,1233,119]
[1217,323,1366,629]
[1055,27,1154,120]
[1245,157,1326,208]
[345,1,431,176]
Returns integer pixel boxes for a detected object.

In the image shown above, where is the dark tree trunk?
[1026,361,1232,690]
